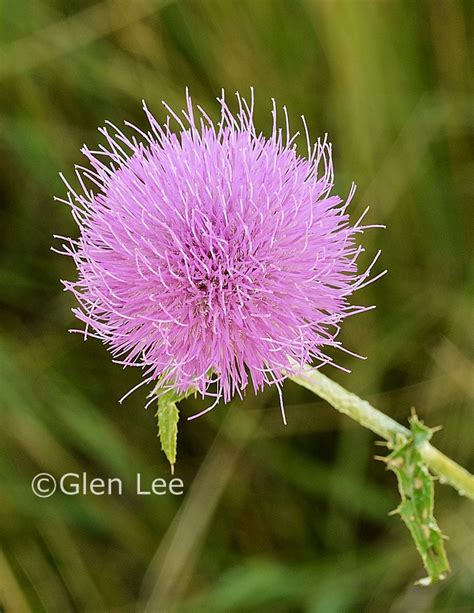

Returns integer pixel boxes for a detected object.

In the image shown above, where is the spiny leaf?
[155,388,190,474]
[385,412,450,585]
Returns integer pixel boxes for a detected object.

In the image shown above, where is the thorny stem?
[290,365,474,501]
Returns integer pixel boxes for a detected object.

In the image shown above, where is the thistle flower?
[55,90,382,422]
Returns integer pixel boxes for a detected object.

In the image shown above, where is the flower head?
[55,90,382,421]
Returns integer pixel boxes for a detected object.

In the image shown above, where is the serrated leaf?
[154,386,194,473]
[386,413,450,584]
[155,391,181,474]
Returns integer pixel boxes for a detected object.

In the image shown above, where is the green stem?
[290,365,474,501]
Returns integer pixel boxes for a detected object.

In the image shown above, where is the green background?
[0,1,473,611]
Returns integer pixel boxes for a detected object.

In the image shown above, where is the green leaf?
[155,389,185,474]
[385,412,450,585]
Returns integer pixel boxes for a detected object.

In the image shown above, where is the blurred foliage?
[0,0,473,611]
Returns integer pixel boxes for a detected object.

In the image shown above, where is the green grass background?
[0,1,473,611]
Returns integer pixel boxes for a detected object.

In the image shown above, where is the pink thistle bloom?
[55,90,383,422]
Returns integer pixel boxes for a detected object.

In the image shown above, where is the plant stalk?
[290,365,474,500]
